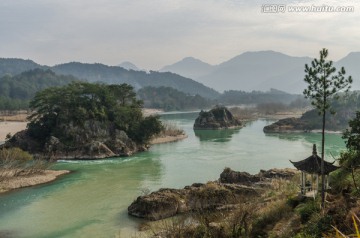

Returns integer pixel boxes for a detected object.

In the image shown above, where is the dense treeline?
[52,63,219,99]
[0,69,76,110]
[301,91,360,130]
[137,86,213,111]
[28,82,162,145]
[218,88,302,105]
[0,58,44,77]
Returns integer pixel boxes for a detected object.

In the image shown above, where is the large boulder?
[128,182,259,220]
[220,167,261,185]
[194,106,242,130]
[128,188,187,220]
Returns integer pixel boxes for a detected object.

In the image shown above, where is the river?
[0,112,346,237]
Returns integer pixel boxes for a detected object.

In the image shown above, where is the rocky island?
[264,98,358,133]
[193,106,242,130]
[1,82,164,160]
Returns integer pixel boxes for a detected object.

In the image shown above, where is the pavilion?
[290,144,339,197]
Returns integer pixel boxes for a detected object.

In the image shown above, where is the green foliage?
[296,200,320,223]
[218,88,302,106]
[334,111,360,193]
[304,215,333,237]
[343,111,360,152]
[137,86,212,111]
[303,48,352,208]
[303,48,352,114]
[129,115,164,143]
[0,68,76,110]
[27,82,162,145]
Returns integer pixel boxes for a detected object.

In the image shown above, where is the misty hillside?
[118,61,139,71]
[163,51,360,94]
[0,69,77,110]
[176,51,312,93]
[160,57,214,79]
[0,58,46,76]
[0,59,219,99]
[52,62,219,99]
[335,52,360,90]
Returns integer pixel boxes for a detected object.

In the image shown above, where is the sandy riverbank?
[0,170,70,194]
[150,134,188,145]
[142,108,164,116]
[0,121,27,142]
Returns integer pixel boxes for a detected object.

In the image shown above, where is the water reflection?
[264,132,346,158]
[194,129,241,142]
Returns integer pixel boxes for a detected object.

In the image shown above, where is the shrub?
[296,200,320,223]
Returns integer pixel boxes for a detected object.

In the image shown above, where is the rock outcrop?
[2,120,147,159]
[193,106,242,130]
[220,167,298,184]
[263,117,312,133]
[128,168,297,221]
[128,182,259,220]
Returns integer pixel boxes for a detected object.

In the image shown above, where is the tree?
[303,48,352,208]
[341,111,360,192]
[343,111,360,152]
[27,82,162,146]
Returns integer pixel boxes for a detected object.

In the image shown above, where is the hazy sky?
[1,0,359,69]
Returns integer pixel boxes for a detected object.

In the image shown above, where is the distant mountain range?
[160,51,360,93]
[1,50,359,96]
[0,59,219,99]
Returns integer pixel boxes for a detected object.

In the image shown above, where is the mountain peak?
[160,57,214,79]
[118,61,139,71]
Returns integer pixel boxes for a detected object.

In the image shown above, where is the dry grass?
[159,121,185,137]
[0,148,53,182]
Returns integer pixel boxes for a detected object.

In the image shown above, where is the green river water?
[0,112,346,238]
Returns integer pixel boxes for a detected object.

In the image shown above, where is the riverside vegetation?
[129,137,360,238]
[1,82,164,159]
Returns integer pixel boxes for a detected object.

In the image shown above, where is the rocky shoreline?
[128,168,298,221]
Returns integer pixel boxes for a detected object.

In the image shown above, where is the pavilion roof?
[290,144,339,175]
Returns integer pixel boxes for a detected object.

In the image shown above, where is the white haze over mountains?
[160,51,360,94]
[1,0,360,70]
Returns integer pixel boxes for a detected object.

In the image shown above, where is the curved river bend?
[0,112,345,237]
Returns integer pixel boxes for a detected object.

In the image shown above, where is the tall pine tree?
[303,48,352,208]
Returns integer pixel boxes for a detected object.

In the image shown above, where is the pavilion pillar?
[326,175,330,190]
[301,172,306,195]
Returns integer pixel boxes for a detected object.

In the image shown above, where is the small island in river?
[1,82,166,160]
[193,106,242,130]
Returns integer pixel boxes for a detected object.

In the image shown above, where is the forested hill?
[0,58,45,76]
[138,86,213,111]
[0,69,77,110]
[0,59,219,99]
[52,62,219,99]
